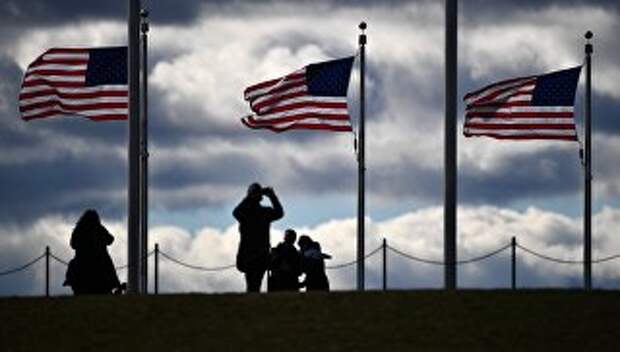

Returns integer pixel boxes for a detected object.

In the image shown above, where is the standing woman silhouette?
[64,209,124,295]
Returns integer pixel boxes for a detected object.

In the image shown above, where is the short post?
[382,238,387,291]
[154,243,159,295]
[45,246,50,297]
[511,237,516,290]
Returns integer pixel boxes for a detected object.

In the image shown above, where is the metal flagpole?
[139,8,150,295]
[357,22,367,292]
[127,0,142,294]
[584,31,593,290]
[444,0,458,290]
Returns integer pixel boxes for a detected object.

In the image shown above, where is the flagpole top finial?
[359,22,367,31]
[585,31,593,40]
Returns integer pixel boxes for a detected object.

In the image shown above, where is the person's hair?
[298,235,312,248]
[284,229,297,243]
[247,182,262,196]
[75,209,100,231]
[70,209,102,249]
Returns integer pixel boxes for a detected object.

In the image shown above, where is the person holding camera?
[233,183,284,292]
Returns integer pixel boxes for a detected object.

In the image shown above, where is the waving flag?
[19,47,128,121]
[463,66,582,141]
[242,56,355,132]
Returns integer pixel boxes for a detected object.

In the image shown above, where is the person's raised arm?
[263,187,284,221]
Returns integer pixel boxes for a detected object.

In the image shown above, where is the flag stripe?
[463,66,581,141]
[19,47,128,121]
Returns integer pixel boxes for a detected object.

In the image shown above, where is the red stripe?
[242,118,351,133]
[246,80,306,102]
[19,89,127,100]
[464,131,577,141]
[463,76,536,101]
[23,110,127,121]
[469,80,535,105]
[466,111,573,119]
[260,101,347,114]
[250,91,307,113]
[466,101,531,109]
[244,72,305,95]
[20,100,127,113]
[464,123,576,130]
[45,48,90,54]
[248,113,350,126]
[25,69,86,77]
[21,79,84,88]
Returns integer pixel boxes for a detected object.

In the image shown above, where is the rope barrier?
[456,244,512,264]
[158,250,237,272]
[115,250,156,270]
[0,254,45,276]
[387,246,445,265]
[387,243,511,265]
[516,244,586,264]
[50,253,69,266]
[326,245,383,270]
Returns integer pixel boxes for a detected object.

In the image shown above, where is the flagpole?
[127,0,141,294]
[139,8,150,294]
[357,22,367,292]
[584,31,593,290]
[444,0,458,290]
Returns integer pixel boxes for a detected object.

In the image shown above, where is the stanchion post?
[511,237,516,290]
[154,243,159,295]
[382,238,387,291]
[45,246,50,297]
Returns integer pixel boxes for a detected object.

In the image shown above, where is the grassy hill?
[1,290,618,351]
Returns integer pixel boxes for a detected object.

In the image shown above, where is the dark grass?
[1,290,619,351]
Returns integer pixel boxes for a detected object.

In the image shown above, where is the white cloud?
[2,205,620,296]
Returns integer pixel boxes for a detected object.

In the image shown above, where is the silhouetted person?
[298,235,331,291]
[63,209,124,295]
[233,183,284,292]
[269,229,301,292]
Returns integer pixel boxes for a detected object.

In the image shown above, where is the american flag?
[242,56,355,132]
[19,47,128,121]
[463,66,582,141]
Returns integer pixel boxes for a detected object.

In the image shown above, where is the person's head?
[284,229,297,244]
[298,235,312,250]
[77,209,100,228]
[247,182,263,202]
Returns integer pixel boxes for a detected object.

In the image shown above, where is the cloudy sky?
[1,0,619,296]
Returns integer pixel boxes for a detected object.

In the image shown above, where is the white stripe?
[492,84,535,101]
[258,96,347,113]
[24,74,84,82]
[467,106,574,114]
[464,128,576,136]
[42,53,89,60]
[465,78,536,105]
[245,75,306,101]
[466,118,575,124]
[244,69,306,100]
[255,107,349,120]
[21,106,127,118]
[250,85,308,107]
[20,85,127,94]
[20,95,128,107]
[27,64,87,73]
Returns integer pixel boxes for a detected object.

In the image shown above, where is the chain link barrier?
[326,245,383,270]
[158,250,237,272]
[515,243,620,264]
[388,243,511,265]
[0,253,45,276]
